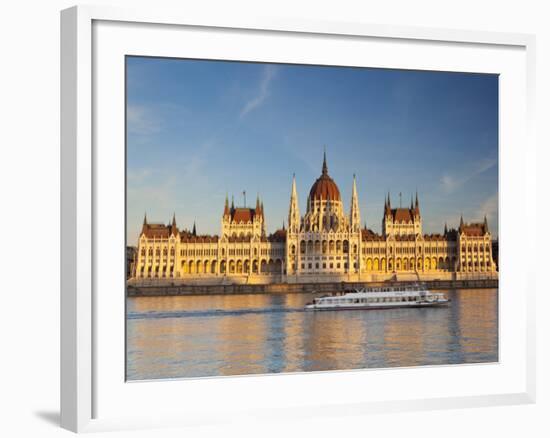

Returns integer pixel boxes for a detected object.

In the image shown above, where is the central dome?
[308,152,341,201]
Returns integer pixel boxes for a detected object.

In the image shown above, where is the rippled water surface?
[126,288,498,380]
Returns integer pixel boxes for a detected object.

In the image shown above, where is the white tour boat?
[304,284,449,311]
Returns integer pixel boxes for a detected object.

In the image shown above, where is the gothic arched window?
[343,240,349,254]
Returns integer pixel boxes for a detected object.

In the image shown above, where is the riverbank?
[127,278,498,297]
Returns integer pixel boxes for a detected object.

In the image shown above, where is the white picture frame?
[60,5,536,433]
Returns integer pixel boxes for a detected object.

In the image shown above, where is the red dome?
[308,153,341,201]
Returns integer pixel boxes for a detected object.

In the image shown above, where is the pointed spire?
[415,190,419,209]
[282,220,286,230]
[231,195,234,210]
[460,214,464,228]
[192,221,197,236]
[350,174,360,231]
[385,192,391,216]
[255,193,261,218]
[444,222,448,234]
[322,147,328,175]
[224,193,230,216]
[291,174,298,199]
[169,213,178,236]
[289,173,300,233]
[410,195,414,210]
[141,212,148,234]
[484,214,489,232]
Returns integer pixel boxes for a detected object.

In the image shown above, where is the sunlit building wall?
[131,155,497,284]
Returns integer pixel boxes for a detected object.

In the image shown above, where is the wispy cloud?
[127,103,163,136]
[178,139,216,183]
[424,191,498,235]
[240,66,277,118]
[440,155,497,193]
[478,192,498,222]
[127,168,152,184]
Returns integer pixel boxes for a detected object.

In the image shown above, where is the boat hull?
[305,300,450,311]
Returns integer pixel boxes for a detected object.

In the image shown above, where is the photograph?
[125,57,499,381]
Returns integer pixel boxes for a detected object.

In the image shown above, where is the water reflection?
[126,288,498,380]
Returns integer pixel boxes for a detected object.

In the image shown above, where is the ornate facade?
[130,154,497,284]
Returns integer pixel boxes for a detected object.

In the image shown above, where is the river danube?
[126,288,498,380]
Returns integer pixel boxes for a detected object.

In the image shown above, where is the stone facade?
[130,154,497,285]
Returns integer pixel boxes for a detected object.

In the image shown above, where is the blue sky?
[126,57,498,245]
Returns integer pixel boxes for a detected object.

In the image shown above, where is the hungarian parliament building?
[130,154,497,284]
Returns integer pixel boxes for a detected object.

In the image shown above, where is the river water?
[126,288,498,381]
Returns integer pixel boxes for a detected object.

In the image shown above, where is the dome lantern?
[308,152,341,202]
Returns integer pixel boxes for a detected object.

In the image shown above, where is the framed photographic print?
[61,5,536,433]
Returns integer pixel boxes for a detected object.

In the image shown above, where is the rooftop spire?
[288,173,300,233]
[172,212,176,227]
[415,190,419,209]
[350,174,360,230]
[224,193,230,216]
[322,147,328,175]
[143,212,147,226]
[192,221,197,236]
[256,194,263,218]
